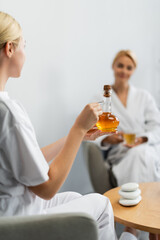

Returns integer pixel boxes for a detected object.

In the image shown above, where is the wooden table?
[104,182,160,235]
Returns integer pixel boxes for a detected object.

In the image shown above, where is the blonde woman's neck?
[0,69,8,91]
[112,81,129,94]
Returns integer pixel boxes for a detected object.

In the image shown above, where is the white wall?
[1,0,160,194]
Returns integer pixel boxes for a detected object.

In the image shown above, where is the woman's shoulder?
[0,97,29,127]
[0,98,14,121]
[0,98,17,138]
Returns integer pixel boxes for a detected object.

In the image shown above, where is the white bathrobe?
[96,85,160,185]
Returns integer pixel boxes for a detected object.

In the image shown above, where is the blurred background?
[1,0,160,194]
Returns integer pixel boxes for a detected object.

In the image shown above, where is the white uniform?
[0,92,136,240]
[96,85,160,185]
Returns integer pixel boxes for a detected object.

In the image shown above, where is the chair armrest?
[0,212,98,240]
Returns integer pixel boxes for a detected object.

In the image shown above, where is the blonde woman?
[94,50,160,240]
[0,12,139,240]
[97,50,160,186]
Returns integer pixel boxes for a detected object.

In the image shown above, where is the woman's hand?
[101,132,124,146]
[83,126,109,141]
[74,103,102,133]
[124,136,148,148]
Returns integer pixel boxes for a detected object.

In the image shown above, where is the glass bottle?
[96,85,119,132]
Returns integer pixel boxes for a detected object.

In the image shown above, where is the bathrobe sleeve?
[0,101,49,187]
[141,91,160,145]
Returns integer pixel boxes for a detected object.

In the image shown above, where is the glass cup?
[123,133,136,145]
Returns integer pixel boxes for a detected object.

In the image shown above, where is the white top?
[0,92,49,216]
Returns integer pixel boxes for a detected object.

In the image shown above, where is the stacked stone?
[118,183,142,206]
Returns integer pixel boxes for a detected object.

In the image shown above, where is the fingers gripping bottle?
[96,85,119,132]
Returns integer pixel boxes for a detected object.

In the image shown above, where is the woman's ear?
[4,42,14,58]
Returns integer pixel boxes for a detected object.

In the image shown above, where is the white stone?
[119,195,142,206]
[121,182,139,192]
[119,188,141,199]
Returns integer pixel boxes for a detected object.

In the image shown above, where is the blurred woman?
[96,50,160,185]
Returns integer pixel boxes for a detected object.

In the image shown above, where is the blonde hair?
[0,11,22,51]
[112,50,137,68]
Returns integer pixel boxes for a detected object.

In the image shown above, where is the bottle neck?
[103,96,111,112]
